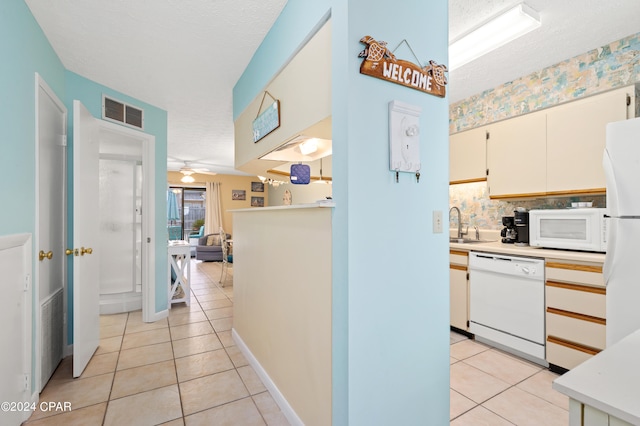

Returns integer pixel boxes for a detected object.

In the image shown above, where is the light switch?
[389,100,422,174]
[433,210,443,233]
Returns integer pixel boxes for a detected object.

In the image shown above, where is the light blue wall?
[64,71,169,338]
[234,1,450,424]
[0,0,67,394]
[1,0,168,387]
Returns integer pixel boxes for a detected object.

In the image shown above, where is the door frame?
[34,73,68,393]
[95,119,156,322]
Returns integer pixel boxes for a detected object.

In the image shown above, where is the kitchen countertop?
[449,238,606,263]
[552,329,640,425]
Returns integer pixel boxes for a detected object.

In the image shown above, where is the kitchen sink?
[449,237,496,244]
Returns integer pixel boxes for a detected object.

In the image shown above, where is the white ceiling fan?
[168,160,217,183]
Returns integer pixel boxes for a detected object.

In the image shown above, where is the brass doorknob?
[80,247,93,256]
[65,249,75,256]
[39,250,53,261]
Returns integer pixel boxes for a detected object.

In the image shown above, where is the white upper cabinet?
[450,126,487,184]
[546,86,633,195]
[487,110,547,198]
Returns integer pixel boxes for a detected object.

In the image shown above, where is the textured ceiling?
[25,0,640,175]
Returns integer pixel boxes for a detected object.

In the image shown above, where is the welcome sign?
[358,35,447,98]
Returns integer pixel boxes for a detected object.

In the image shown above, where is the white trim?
[232,328,303,426]
[93,119,157,323]
[0,233,34,423]
[34,73,68,394]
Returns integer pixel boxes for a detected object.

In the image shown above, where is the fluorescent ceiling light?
[449,3,540,70]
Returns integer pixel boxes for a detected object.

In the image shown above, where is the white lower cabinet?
[545,260,605,371]
[450,250,469,331]
[568,399,634,426]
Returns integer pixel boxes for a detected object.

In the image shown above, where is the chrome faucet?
[449,206,462,239]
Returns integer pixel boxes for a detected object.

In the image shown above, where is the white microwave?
[528,208,608,252]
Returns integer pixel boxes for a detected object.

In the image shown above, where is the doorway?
[96,122,155,315]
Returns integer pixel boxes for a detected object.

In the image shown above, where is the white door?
[36,75,66,389]
[72,100,100,377]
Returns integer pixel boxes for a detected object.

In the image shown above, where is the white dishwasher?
[469,251,547,366]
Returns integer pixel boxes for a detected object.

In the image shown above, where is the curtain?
[205,181,223,235]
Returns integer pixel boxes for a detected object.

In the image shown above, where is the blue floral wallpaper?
[449,32,639,229]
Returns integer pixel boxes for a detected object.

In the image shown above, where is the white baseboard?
[145,308,168,323]
[232,328,303,426]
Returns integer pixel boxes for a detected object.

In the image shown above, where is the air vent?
[102,95,144,129]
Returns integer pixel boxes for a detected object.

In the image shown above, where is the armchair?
[195,232,231,261]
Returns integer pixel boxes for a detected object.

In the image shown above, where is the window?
[168,187,206,240]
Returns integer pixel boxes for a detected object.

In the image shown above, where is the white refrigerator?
[603,115,640,347]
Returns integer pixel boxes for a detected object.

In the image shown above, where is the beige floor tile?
[184,397,265,426]
[450,331,469,345]
[170,321,215,341]
[24,402,107,426]
[450,339,491,360]
[204,307,233,320]
[47,356,73,383]
[463,349,542,385]
[212,317,233,332]
[111,359,177,399]
[80,352,119,378]
[169,303,203,315]
[226,345,249,368]
[160,418,185,426]
[104,385,182,426]
[195,292,229,302]
[252,392,290,426]
[192,287,225,296]
[450,405,513,426]
[168,311,209,327]
[450,389,477,420]
[100,323,126,339]
[450,357,459,365]
[450,362,510,404]
[483,386,568,426]
[95,335,123,355]
[516,370,568,410]
[199,299,233,310]
[180,369,249,415]
[125,317,169,334]
[31,373,113,420]
[237,365,267,395]
[117,342,174,370]
[173,333,223,359]
[100,313,128,327]
[217,330,235,347]
[121,327,171,350]
[175,348,234,382]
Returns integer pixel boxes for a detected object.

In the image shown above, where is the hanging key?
[395,170,399,183]
[416,171,420,183]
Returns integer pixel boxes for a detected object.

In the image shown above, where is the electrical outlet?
[433,210,443,233]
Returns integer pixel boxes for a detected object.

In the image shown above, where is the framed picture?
[251,196,264,207]
[232,189,246,201]
[251,181,265,192]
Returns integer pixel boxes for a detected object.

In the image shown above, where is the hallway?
[24,260,289,425]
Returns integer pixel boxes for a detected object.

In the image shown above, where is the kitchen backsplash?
[449,181,606,230]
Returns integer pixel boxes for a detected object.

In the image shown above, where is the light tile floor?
[24,260,290,426]
[449,332,569,425]
[25,259,569,425]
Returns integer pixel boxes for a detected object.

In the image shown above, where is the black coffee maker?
[501,216,517,243]
[514,209,530,246]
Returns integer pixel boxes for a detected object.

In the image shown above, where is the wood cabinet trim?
[450,264,467,271]
[546,262,603,273]
[450,177,487,185]
[450,250,469,257]
[547,307,606,325]
[545,188,606,197]
[546,280,606,295]
[547,336,601,356]
[489,191,547,200]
